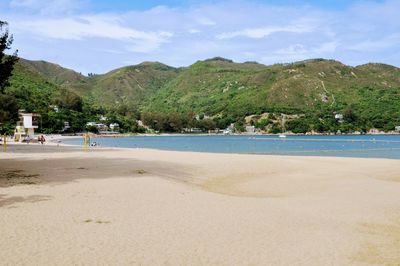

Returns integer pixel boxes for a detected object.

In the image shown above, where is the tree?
[0,21,18,131]
[286,117,310,134]
[56,89,83,112]
[0,21,18,93]
[343,107,357,123]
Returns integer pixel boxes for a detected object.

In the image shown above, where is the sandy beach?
[1,143,400,265]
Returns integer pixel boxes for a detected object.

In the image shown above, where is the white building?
[86,122,108,131]
[195,114,211,120]
[63,121,71,132]
[136,120,144,127]
[109,123,120,132]
[395,126,400,132]
[335,113,344,123]
[14,112,40,142]
[335,114,343,119]
[223,123,235,135]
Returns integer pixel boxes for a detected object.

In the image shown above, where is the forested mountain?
[3,57,400,133]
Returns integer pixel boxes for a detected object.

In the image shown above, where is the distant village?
[8,107,400,144]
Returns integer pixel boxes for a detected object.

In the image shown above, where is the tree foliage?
[0,21,18,130]
[0,21,18,93]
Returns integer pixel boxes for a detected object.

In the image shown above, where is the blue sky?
[1,0,399,74]
[86,0,366,11]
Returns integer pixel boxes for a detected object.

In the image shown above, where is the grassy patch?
[19,181,37,185]
[84,219,110,224]
[0,170,40,186]
[95,220,111,224]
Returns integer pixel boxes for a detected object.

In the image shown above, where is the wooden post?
[3,133,6,152]
[83,133,89,151]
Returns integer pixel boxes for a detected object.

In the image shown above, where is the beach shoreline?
[1,144,400,265]
[45,133,400,161]
[32,131,400,142]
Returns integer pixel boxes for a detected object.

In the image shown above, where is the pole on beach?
[3,133,6,152]
[83,133,89,151]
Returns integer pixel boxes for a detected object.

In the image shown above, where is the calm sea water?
[63,134,400,159]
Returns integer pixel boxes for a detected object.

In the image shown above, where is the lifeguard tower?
[14,111,40,142]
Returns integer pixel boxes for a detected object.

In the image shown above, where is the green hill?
[140,58,400,132]
[17,59,181,110]
[87,62,180,109]
[145,58,399,110]
[143,58,271,116]
[18,58,87,86]
[1,60,87,133]
[4,57,400,133]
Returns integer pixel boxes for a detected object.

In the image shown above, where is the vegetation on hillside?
[3,52,400,134]
[142,58,400,133]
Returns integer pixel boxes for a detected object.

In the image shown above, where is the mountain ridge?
[18,57,400,77]
[6,56,400,133]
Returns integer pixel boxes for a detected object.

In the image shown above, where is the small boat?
[279,134,287,138]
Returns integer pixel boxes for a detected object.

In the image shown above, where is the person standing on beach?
[40,135,45,145]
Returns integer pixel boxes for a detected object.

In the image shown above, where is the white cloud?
[10,0,86,15]
[313,41,338,54]
[14,16,162,41]
[272,42,338,62]
[217,24,314,39]
[347,34,400,52]
[188,29,201,34]
[276,44,309,55]
[126,32,173,53]
[2,0,400,73]
[196,17,216,26]
[10,15,173,53]
[10,0,36,7]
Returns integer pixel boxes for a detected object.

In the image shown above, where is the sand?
[1,143,400,265]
